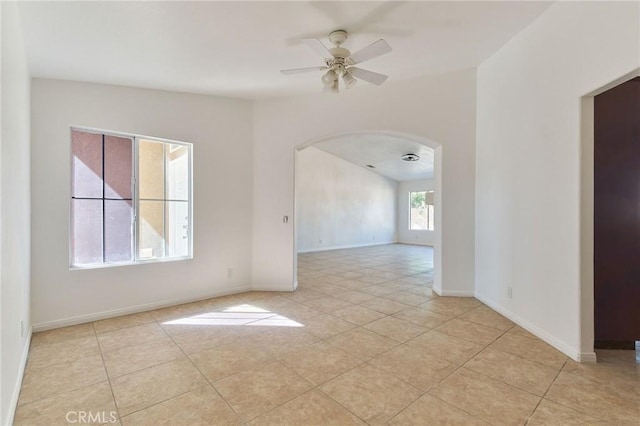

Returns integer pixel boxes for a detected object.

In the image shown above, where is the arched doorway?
[293,131,443,296]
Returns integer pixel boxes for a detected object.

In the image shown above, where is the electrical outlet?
[227,268,233,279]
[507,287,513,299]
[319,239,322,244]
[372,235,376,240]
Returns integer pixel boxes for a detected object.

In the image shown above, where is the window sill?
[69,255,193,271]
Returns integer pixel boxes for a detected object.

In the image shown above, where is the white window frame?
[69,126,193,270]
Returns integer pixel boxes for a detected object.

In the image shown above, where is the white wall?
[31,79,254,328]
[1,2,32,424]
[296,146,397,253]
[398,179,435,246]
[475,1,640,361]
[253,69,476,295]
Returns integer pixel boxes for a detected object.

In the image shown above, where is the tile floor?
[14,244,640,425]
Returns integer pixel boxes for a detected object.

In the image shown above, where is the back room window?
[409,190,434,231]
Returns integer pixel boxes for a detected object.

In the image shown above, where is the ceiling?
[18,1,551,99]
[312,134,435,182]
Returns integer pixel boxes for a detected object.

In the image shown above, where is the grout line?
[92,322,123,423]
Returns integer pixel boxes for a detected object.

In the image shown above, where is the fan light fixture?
[401,154,420,162]
[281,30,392,93]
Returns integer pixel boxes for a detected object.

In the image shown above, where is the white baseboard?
[5,326,32,426]
[32,285,252,332]
[297,241,396,254]
[474,291,582,362]
[578,352,598,363]
[251,285,295,292]
[436,289,475,297]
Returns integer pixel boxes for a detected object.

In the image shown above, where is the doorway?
[593,76,640,349]
[293,132,440,295]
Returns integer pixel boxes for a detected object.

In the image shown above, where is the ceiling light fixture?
[401,153,420,162]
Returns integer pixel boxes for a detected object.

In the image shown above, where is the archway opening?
[293,131,443,304]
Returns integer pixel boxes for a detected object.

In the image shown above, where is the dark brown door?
[594,76,640,346]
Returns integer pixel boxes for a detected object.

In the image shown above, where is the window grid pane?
[71,129,191,268]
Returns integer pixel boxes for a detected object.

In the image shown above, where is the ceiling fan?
[281,30,392,93]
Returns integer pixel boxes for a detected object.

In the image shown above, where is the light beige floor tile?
[27,335,100,369]
[262,300,324,321]
[213,361,312,422]
[464,348,560,396]
[31,323,95,346]
[150,302,205,322]
[279,341,363,385]
[360,297,410,315]
[357,274,392,284]
[14,382,116,426]
[121,385,240,426]
[406,330,483,365]
[189,342,272,382]
[111,358,208,416]
[281,288,324,303]
[336,279,371,290]
[428,368,540,426]
[326,328,398,361]
[360,284,400,296]
[19,353,107,406]
[369,345,457,391]
[418,297,480,317]
[526,399,607,425]
[544,371,640,422]
[331,305,386,325]
[363,316,427,343]
[299,313,356,339]
[301,296,354,313]
[403,285,434,297]
[562,356,640,402]
[507,324,538,340]
[393,306,450,328]
[319,363,422,425]
[161,323,238,354]
[383,291,432,306]
[489,332,567,369]
[248,390,364,426]
[97,322,169,353]
[458,305,514,331]
[338,290,377,304]
[434,318,504,345]
[103,338,185,378]
[244,328,318,357]
[93,311,156,334]
[389,394,490,426]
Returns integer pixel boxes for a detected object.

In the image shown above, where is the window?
[71,128,192,268]
[409,190,434,231]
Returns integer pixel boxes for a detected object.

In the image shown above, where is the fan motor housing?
[328,30,348,46]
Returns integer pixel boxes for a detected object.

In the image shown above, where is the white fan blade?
[302,38,333,59]
[349,67,388,86]
[280,66,328,75]
[347,39,392,65]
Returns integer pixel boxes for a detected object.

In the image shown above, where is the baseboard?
[32,285,252,332]
[436,289,475,297]
[578,352,598,363]
[297,241,396,254]
[5,326,32,426]
[474,291,582,362]
[251,285,295,292]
